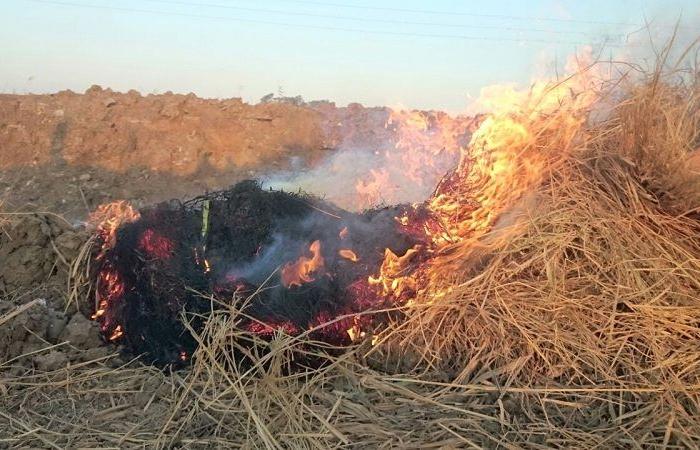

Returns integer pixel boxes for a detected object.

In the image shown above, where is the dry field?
[1,43,700,448]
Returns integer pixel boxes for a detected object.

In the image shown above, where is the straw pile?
[2,53,700,447]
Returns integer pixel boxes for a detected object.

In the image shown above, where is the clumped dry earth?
[0,213,102,366]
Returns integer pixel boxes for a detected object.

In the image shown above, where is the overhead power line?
[241,0,640,27]
[144,0,626,38]
[26,0,626,47]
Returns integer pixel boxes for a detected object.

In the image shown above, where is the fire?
[84,48,608,362]
[92,264,125,320]
[427,54,599,244]
[424,114,542,243]
[89,200,140,344]
[366,48,602,305]
[281,240,326,288]
[368,247,420,298]
[339,249,359,262]
[108,325,124,341]
[342,109,477,209]
[346,322,365,342]
[390,110,467,186]
[138,228,174,259]
[355,168,391,206]
[347,314,368,342]
[88,200,141,253]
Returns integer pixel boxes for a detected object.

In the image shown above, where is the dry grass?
[2,50,700,448]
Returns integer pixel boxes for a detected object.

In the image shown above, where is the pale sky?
[1,0,698,111]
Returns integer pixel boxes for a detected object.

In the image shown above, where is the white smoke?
[262,110,472,211]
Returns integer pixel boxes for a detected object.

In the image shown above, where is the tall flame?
[369,48,603,302]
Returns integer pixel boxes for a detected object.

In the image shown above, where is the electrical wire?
[25,0,626,47]
[237,0,640,27]
[143,0,625,37]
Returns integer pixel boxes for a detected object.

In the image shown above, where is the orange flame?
[89,200,140,343]
[89,200,141,253]
[92,265,125,321]
[351,110,478,208]
[369,48,603,303]
[281,240,326,288]
[391,110,464,185]
[108,325,124,341]
[368,247,420,298]
[339,249,359,262]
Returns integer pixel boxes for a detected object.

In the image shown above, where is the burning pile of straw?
[2,48,700,447]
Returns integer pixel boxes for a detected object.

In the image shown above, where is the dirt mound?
[0,86,396,174]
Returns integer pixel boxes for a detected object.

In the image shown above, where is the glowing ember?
[138,228,174,260]
[245,320,300,336]
[280,240,326,288]
[88,172,421,363]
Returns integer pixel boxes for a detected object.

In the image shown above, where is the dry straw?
[2,39,700,448]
